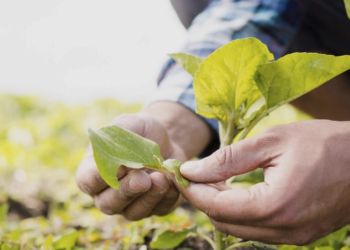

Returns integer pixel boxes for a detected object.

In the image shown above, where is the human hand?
[76,113,187,221]
[179,120,350,245]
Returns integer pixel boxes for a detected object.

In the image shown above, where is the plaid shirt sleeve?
[146,0,307,150]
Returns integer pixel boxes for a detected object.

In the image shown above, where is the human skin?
[75,72,350,244]
[179,119,350,245]
[75,101,212,220]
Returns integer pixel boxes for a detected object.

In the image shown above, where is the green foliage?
[150,229,190,249]
[256,53,350,114]
[52,231,79,250]
[175,38,350,145]
[181,38,273,123]
[345,0,350,19]
[89,126,189,188]
[174,38,350,250]
[169,53,203,77]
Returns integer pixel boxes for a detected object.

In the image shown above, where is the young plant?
[89,38,350,250]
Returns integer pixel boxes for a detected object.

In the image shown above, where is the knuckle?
[259,125,283,144]
[139,196,157,207]
[123,211,143,221]
[207,208,226,223]
[213,146,233,167]
[163,190,179,201]
[94,198,116,215]
[117,189,137,202]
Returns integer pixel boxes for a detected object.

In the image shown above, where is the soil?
[131,230,255,250]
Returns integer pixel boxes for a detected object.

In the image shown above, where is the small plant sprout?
[89,38,350,249]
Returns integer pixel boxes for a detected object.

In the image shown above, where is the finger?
[151,176,182,216]
[180,132,280,183]
[123,172,170,221]
[178,181,272,225]
[94,170,151,215]
[76,145,127,196]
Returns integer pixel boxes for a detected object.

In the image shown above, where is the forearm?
[143,101,212,159]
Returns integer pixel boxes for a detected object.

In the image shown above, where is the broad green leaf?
[169,53,203,77]
[52,231,78,250]
[150,229,189,249]
[89,125,189,189]
[345,0,350,19]
[193,38,273,123]
[256,53,350,114]
[341,246,350,250]
[89,125,165,189]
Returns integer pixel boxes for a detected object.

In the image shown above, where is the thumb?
[180,136,273,183]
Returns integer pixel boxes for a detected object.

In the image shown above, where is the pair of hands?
[76,112,350,245]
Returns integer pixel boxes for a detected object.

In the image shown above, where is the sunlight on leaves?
[193,38,273,123]
[170,53,203,77]
[255,53,350,114]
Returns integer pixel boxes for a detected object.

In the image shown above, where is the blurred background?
[0,0,186,104]
[0,1,326,250]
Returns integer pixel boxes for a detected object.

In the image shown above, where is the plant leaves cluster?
[171,38,350,144]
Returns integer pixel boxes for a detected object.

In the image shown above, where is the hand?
[179,120,350,245]
[76,101,213,221]
[76,113,187,220]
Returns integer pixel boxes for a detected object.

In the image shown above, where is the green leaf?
[345,0,350,19]
[162,159,189,188]
[315,247,334,250]
[193,38,273,123]
[255,53,350,114]
[150,229,189,249]
[89,125,189,189]
[341,246,350,250]
[89,125,165,189]
[52,231,78,250]
[169,53,203,77]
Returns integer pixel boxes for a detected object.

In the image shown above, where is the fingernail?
[180,160,203,175]
[128,177,149,193]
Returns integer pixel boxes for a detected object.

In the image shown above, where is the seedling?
[89,38,350,249]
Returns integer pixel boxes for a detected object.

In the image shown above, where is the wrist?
[142,101,213,159]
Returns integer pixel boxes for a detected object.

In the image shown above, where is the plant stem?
[238,111,266,141]
[225,241,254,250]
[197,232,216,250]
[215,229,226,250]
